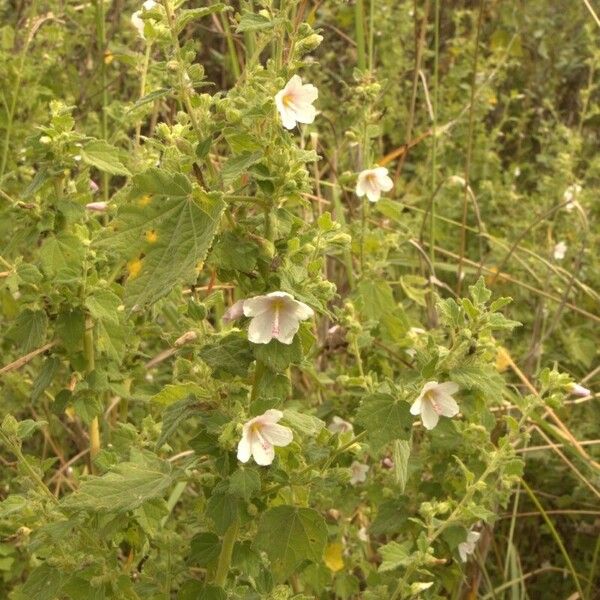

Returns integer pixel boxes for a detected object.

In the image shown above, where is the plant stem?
[214,517,240,587]
[84,316,100,464]
[355,0,367,70]
[221,12,241,80]
[135,43,152,147]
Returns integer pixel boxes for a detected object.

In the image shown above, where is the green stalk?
[214,517,240,587]
[221,12,241,80]
[93,0,110,203]
[135,43,153,147]
[355,0,367,70]
[84,316,100,465]
[521,479,585,600]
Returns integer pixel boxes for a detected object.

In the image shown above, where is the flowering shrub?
[0,1,598,599]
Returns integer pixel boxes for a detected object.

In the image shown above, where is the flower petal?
[243,295,271,317]
[273,307,301,344]
[237,433,252,463]
[420,399,440,430]
[247,311,275,344]
[251,438,275,466]
[261,423,293,447]
[409,397,422,416]
[260,409,284,424]
[435,393,459,418]
[290,298,314,320]
[435,381,458,395]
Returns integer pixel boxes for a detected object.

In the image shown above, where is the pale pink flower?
[569,383,591,397]
[553,241,567,261]
[237,409,293,466]
[410,381,459,430]
[355,167,393,203]
[349,461,369,485]
[274,75,318,130]
[86,201,108,213]
[131,0,158,39]
[243,291,313,345]
[328,416,354,435]
[222,299,245,324]
[563,183,581,212]
[458,530,481,562]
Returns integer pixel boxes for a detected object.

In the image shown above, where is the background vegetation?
[0,0,598,598]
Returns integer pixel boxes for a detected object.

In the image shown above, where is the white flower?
[410,381,460,430]
[563,183,581,212]
[237,409,293,466]
[458,530,481,562]
[569,383,591,397]
[274,75,318,130]
[131,0,157,40]
[355,167,393,203]
[86,201,108,212]
[243,291,313,345]
[349,461,369,485]
[328,416,354,435]
[222,299,245,324]
[553,241,567,261]
[357,526,369,542]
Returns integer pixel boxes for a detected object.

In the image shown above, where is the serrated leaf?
[81,141,131,176]
[254,337,302,372]
[228,468,261,502]
[176,4,227,32]
[156,395,202,450]
[190,532,221,567]
[7,309,48,352]
[97,179,224,308]
[133,168,192,197]
[199,332,254,377]
[236,11,273,32]
[282,409,325,436]
[15,563,63,600]
[152,383,205,406]
[221,151,262,186]
[356,393,412,451]
[62,459,175,513]
[84,287,122,323]
[450,364,505,400]
[378,540,413,572]
[31,357,59,401]
[255,505,327,580]
[38,233,86,281]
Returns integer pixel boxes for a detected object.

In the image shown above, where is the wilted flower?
[275,75,318,130]
[410,381,459,430]
[355,167,393,203]
[328,416,354,435]
[563,183,582,212]
[131,0,157,40]
[237,409,293,466]
[89,180,99,194]
[458,530,481,562]
[222,299,245,324]
[86,201,108,213]
[349,461,369,485]
[568,383,591,397]
[243,291,313,345]
[553,241,567,261]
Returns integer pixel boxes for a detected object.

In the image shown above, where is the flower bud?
[86,201,108,213]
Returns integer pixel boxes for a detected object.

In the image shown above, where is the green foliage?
[0,0,598,599]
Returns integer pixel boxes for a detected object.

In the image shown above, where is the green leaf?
[283,409,325,436]
[7,309,48,352]
[254,337,302,372]
[209,232,258,273]
[152,383,205,406]
[356,393,412,451]
[133,168,192,197]
[62,458,175,513]
[84,287,122,323]
[81,140,131,176]
[236,11,273,32]
[199,332,254,377]
[255,505,327,580]
[176,5,227,32]
[221,151,262,186]
[378,540,413,572]
[97,181,224,308]
[469,276,492,305]
[38,233,86,281]
[15,563,63,600]
[392,439,411,492]
[228,468,261,502]
[356,279,396,320]
[450,364,505,400]
[156,395,202,450]
[56,306,85,353]
[31,357,59,401]
[206,493,240,535]
[189,532,221,567]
